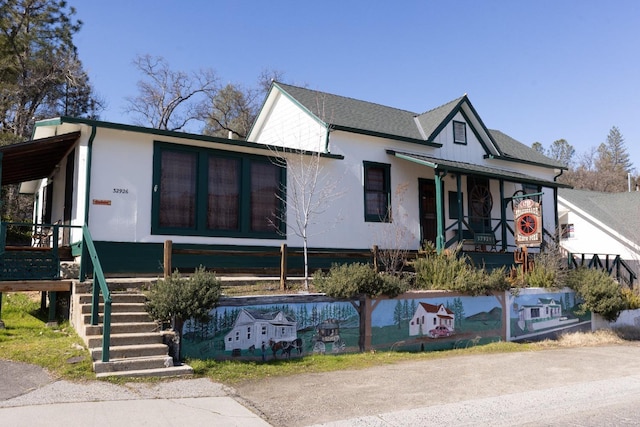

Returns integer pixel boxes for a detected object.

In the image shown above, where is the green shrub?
[525,247,567,288]
[146,266,222,360]
[412,247,510,296]
[313,263,408,298]
[567,267,627,322]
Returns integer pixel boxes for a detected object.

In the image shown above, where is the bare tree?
[202,68,284,139]
[374,182,416,275]
[125,54,219,131]
[269,114,344,290]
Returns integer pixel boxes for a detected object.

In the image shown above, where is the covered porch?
[387,149,566,258]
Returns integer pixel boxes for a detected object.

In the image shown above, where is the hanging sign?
[513,197,542,247]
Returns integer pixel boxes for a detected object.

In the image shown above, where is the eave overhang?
[387,149,571,188]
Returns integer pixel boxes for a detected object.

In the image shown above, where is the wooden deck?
[0,280,72,293]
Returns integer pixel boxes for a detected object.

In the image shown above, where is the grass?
[0,293,94,381]
[0,291,637,385]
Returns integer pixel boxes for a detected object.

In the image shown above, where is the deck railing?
[0,221,112,362]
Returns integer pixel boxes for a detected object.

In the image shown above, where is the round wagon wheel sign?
[517,214,538,236]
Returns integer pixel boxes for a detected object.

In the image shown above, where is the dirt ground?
[229,344,640,427]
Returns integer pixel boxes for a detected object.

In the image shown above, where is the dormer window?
[453,121,467,144]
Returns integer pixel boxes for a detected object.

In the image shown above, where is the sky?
[71,1,640,168]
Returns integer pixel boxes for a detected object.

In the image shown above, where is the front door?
[419,179,437,245]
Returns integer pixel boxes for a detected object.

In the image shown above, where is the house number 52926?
[113,188,129,194]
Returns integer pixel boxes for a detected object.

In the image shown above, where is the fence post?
[164,240,172,279]
[280,243,287,291]
[372,245,379,273]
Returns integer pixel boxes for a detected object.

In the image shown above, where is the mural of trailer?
[517,298,579,332]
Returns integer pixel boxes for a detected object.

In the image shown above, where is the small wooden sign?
[92,199,112,206]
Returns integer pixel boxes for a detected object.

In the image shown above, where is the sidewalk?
[0,361,270,427]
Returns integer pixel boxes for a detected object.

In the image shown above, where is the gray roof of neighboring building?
[559,188,640,242]
[274,82,565,169]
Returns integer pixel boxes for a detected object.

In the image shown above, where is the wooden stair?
[71,280,193,379]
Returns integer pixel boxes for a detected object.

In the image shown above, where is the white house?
[1,82,569,277]
[558,189,640,284]
[409,302,455,337]
[224,309,297,352]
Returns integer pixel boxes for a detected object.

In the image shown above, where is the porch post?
[435,173,444,253]
[456,174,463,237]
[500,180,507,251]
[553,187,559,244]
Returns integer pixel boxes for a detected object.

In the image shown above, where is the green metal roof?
[388,149,570,188]
[559,189,640,243]
[274,83,564,170]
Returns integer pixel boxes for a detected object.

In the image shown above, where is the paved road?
[3,345,640,426]
[232,344,640,426]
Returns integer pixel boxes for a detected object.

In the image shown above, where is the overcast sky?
[72,0,640,169]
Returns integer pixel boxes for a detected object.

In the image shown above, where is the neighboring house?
[224,309,297,351]
[409,302,455,337]
[558,189,640,282]
[517,297,576,332]
[0,82,568,276]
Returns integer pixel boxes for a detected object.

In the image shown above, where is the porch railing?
[565,252,637,287]
[0,221,112,362]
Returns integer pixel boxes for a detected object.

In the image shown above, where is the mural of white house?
[224,309,297,352]
[558,188,640,284]
[517,298,577,332]
[3,81,569,276]
[409,302,455,337]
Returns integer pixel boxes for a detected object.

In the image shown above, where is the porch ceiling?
[387,149,571,188]
[0,131,80,185]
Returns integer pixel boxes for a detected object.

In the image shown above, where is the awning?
[0,131,80,185]
[387,149,570,188]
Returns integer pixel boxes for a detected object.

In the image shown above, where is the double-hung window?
[363,161,391,222]
[153,142,285,237]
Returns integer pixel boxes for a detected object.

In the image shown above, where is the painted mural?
[508,288,591,341]
[370,293,504,352]
[180,288,590,360]
[181,299,359,360]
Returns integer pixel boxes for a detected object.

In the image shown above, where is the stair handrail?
[80,225,112,362]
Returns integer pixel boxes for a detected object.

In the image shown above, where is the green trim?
[484,154,568,170]
[273,82,330,130]
[387,149,570,189]
[425,97,466,141]
[83,125,97,225]
[88,241,376,275]
[34,116,343,160]
[332,124,442,147]
[363,161,391,223]
[151,141,286,239]
[434,174,444,252]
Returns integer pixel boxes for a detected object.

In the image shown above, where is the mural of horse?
[269,338,303,359]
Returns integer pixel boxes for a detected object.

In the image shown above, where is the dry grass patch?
[536,329,627,348]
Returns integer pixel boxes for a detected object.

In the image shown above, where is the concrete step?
[95,364,193,379]
[86,332,163,348]
[79,302,147,314]
[90,343,169,360]
[83,312,153,324]
[77,293,147,305]
[85,322,159,336]
[93,355,174,374]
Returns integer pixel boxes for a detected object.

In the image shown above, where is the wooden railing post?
[280,243,287,291]
[372,245,379,273]
[164,240,172,279]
